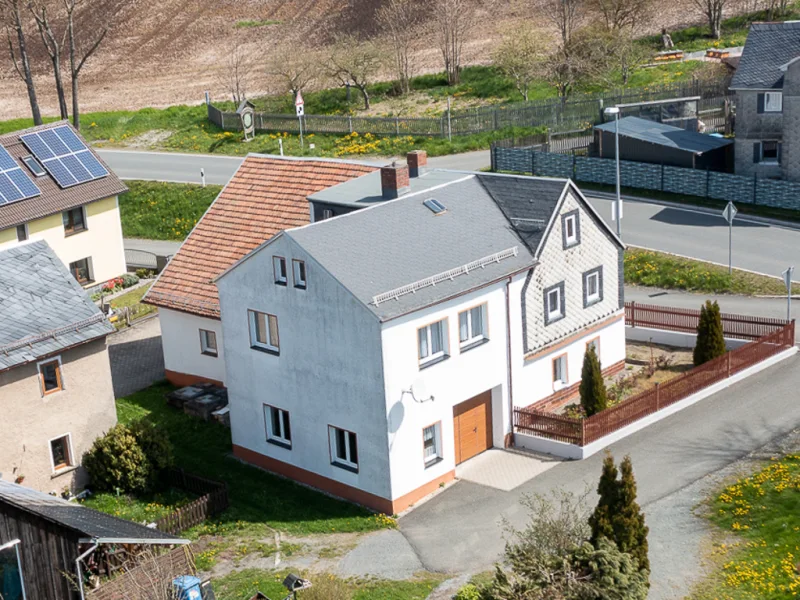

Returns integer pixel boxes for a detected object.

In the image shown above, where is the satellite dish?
[409,378,434,403]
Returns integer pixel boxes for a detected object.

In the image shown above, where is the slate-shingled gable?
[0,240,113,372]
[731,21,800,90]
[145,155,377,319]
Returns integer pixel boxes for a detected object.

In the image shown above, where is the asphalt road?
[399,353,800,600]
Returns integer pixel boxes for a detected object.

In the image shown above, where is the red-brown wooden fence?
[153,469,229,536]
[514,320,795,447]
[625,301,788,341]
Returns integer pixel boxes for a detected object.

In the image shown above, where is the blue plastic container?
[173,575,203,600]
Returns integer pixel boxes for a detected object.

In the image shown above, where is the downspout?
[75,540,99,600]
[505,276,514,447]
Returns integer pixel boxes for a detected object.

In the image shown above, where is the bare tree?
[692,0,726,39]
[578,26,649,85]
[327,35,383,110]
[29,2,69,119]
[1,0,42,124]
[588,0,652,30]
[266,45,319,99]
[431,0,478,85]
[492,24,543,101]
[376,0,421,94]
[545,0,586,49]
[220,39,252,105]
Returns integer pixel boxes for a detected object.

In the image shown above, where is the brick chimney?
[381,162,410,199]
[407,150,427,178]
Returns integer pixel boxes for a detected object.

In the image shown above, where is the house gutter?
[75,541,99,600]
[505,275,515,446]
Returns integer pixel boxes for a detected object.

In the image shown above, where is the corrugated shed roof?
[145,155,377,318]
[0,480,185,543]
[0,121,127,231]
[594,116,733,154]
[731,21,800,89]
[0,240,113,372]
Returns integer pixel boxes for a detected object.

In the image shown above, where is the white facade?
[159,308,227,385]
[0,196,126,286]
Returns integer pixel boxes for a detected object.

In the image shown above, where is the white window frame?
[329,426,358,471]
[15,223,28,242]
[422,422,442,467]
[564,214,578,245]
[248,310,280,354]
[765,91,783,112]
[553,354,568,390]
[199,329,218,357]
[273,256,287,285]
[48,433,74,473]
[292,259,307,289]
[62,206,86,236]
[547,287,562,321]
[37,355,64,396]
[264,404,292,448]
[586,271,600,304]
[418,318,449,366]
[322,208,334,220]
[68,256,93,285]
[458,303,488,349]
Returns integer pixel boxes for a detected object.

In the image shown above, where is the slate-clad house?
[0,241,117,493]
[215,163,625,514]
[731,21,800,180]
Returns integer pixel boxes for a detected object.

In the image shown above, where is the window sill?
[564,241,580,249]
[51,465,78,479]
[460,337,489,354]
[545,314,564,326]
[419,354,449,370]
[584,297,601,308]
[759,160,780,165]
[267,438,292,451]
[331,461,359,474]
[424,457,444,469]
[274,281,287,287]
[64,228,88,238]
[294,284,307,290]
[201,351,218,357]
[251,345,280,356]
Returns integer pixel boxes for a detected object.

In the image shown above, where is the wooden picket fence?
[514,312,795,447]
[154,469,229,536]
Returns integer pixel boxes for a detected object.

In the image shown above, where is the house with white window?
[144,155,376,387]
[0,122,127,287]
[0,241,117,493]
[214,162,625,514]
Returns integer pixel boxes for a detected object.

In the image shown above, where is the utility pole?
[783,266,794,321]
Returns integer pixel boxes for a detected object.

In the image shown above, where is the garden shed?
[0,480,189,600]
[594,116,733,171]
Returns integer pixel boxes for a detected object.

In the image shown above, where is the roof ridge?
[245,152,380,168]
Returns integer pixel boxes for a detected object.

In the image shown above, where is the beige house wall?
[0,338,117,493]
[0,195,126,286]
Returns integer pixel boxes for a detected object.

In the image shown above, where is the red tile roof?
[145,156,377,318]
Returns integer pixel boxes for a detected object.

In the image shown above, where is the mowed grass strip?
[624,248,800,296]
[116,382,391,536]
[120,180,221,240]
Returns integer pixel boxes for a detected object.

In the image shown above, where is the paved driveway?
[399,355,800,600]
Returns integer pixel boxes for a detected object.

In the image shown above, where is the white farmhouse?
[215,163,625,514]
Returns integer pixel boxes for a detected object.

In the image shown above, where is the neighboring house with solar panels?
[0,122,127,288]
[214,162,625,514]
[0,240,117,494]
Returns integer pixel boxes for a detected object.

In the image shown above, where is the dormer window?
[273,256,287,285]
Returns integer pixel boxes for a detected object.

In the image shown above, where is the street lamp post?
[604,106,622,238]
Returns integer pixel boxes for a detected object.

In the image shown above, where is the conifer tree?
[613,455,650,573]
[694,300,726,366]
[580,345,608,416]
[589,452,618,544]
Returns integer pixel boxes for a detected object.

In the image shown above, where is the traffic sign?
[783,266,794,291]
[722,201,737,225]
[295,91,305,117]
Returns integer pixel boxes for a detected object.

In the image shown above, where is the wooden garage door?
[453,391,493,465]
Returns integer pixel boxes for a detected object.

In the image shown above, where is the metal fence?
[493,145,800,211]
[207,81,728,138]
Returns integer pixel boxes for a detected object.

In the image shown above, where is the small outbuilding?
[593,116,733,171]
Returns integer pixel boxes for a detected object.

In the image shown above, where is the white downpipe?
[75,541,99,600]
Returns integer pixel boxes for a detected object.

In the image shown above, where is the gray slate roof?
[0,480,186,543]
[0,240,113,372]
[287,173,571,321]
[730,21,800,89]
[594,117,733,154]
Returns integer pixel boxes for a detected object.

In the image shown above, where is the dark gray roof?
[594,117,733,154]
[731,21,800,89]
[476,174,566,254]
[0,480,186,543]
[0,240,113,372]
[287,174,561,321]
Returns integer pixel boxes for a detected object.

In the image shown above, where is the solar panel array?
[0,145,41,206]
[20,126,108,189]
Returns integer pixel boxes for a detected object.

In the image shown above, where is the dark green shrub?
[135,268,155,279]
[121,273,140,288]
[580,345,608,416]
[83,424,151,493]
[129,419,174,474]
[589,452,619,545]
[693,300,726,366]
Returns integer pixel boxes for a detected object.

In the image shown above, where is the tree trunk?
[360,85,370,110]
[52,58,68,119]
[67,11,80,129]
[10,5,42,125]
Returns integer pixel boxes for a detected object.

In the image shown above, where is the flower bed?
[91,273,140,301]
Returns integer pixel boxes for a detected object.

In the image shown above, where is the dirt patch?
[123,130,175,148]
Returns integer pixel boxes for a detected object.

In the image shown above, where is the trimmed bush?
[129,418,174,475]
[693,300,726,366]
[121,273,140,288]
[589,452,619,544]
[580,345,608,416]
[83,424,151,493]
[454,584,481,600]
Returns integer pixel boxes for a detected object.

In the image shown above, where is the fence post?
[490,144,496,172]
[753,175,758,205]
[348,116,353,134]
[572,152,577,179]
[630,301,636,328]
[727,351,732,377]
[494,107,499,131]
[531,150,536,176]
[655,382,660,411]
[706,168,711,198]
[395,116,400,136]
[580,419,586,446]
[660,163,665,191]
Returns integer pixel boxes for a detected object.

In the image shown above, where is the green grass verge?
[624,248,800,295]
[115,382,392,536]
[81,488,195,522]
[212,569,443,600]
[120,180,221,240]
[108,282,157,327]
[687,453,800,599]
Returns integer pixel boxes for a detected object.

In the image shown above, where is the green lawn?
[212,569,443,600]
[108,282,157,327]
[688,453,800,599]
[625,248,800,295]
[115,382,392,536]
[120,180,221,240]
[81,487,195,523]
